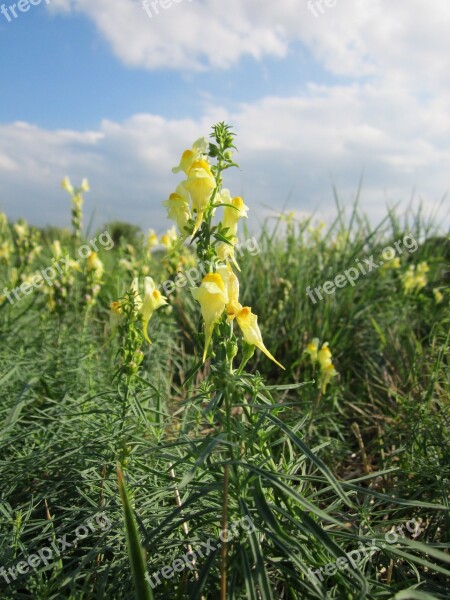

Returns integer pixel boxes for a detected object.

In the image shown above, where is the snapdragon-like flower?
[221,195,249,238]
[191,273,228,362]
[0,241,12,263]
[61,177,89,206]
[140,277,168,343]
[306,338,338,394]
[116,277,167,343]
[318,342,332,370]
[216,263,240,318]
[51,240,62,261]
[172,137,209,175]
[402,261,429,294]
[147,229,158,249]
[321,363,338,393]
[433,288,444,304]
[182,160,216,235]
[236,307,284,369]
[160,226,178,249]
[163,184,191,236]
[87,251,104,279]
[109,300,124,330]
[305,338,320,363]
[215,263,284,369]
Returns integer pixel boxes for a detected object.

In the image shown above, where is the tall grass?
[0,203,448,599]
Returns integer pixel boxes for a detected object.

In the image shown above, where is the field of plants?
[0,124,449,600]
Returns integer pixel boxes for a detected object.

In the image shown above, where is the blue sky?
[0,0,449,233]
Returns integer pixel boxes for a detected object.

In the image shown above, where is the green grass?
[0,204,449,599]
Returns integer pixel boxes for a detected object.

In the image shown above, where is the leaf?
[117,466,154,600]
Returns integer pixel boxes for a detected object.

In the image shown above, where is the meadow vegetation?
[0,124,449,599]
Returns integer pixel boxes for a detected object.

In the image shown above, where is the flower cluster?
[85,251,104,305]
[165,125,283,370]
[111,277,167,345]
[402,261,429,294]
[305,338,338,393]
[192,265,284,368]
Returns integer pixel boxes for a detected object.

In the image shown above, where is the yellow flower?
[140,276,168,343]
[160,226,178,249]
[0,241,12,263]
[172,137,209,174]
[236,306,284,369]
[87,251,104,279]
[110,300,124,330]
[402,263,428,293]
[318,342,332,370]
[163,184,191,236]
[51,240,62,261]
[61,177,74,195]
[417,261,429,276]
[182,160,216,235]
[80,178,90,192]
[191,273,228,362]
[67,258,82,272]
[305,338,320,363]
[380,257,401,271]
[221,195,249,238]
[216,238,241,271]
[13,223,27,240]
[433,288,444,304]
[216,263,241,318]
[321,363,338,393]
[147,229,158,248]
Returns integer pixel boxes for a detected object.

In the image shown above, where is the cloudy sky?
[0,0,449,233]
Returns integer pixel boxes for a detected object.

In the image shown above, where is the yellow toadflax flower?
[61,177,74,195]
[433,288,444,304]
[172,137,209,175]
[109,300,124,330]
[402,262,429,294]
[305,338,320,363]
[221,194,249,238]
[51,240,62,261]
[87,251,104,279]
[140,277,168,343]
[306,338,338,394]
[191,273,228,362]
[160,226,178,249]
[321,363,338,393]
[318,342,332,370]
[236,307,285,369]
[163,184,191,236]
[147,229,158,249]
[216,263,241,318]
[182,160,216,235]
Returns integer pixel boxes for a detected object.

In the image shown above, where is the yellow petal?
[236,307,284,369]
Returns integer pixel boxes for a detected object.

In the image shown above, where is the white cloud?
[47,0,450,94]
[2,1,449,230]
[1,82,448,231]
